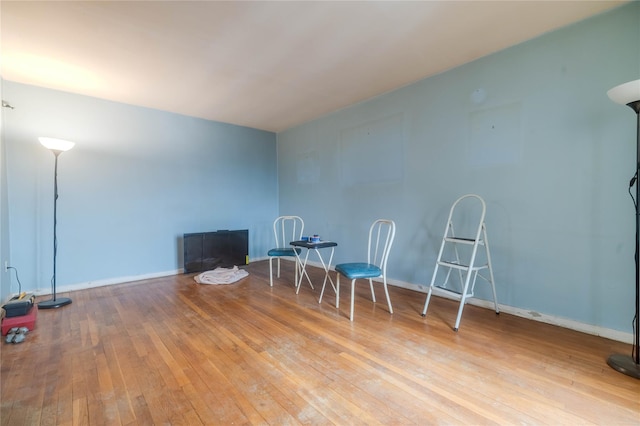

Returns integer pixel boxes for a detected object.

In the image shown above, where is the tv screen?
[183,229,248,273]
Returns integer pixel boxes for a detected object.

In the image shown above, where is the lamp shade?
[607,79,640,105]
[39,137,75,152]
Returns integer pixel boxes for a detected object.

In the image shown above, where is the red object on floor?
[1,305,37,335]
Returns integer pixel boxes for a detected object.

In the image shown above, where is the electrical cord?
[7,266,22,295]
[630,171,638,209]
[633,311,637,361]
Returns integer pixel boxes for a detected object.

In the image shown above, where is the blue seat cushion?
[335,262,381,279]
[268,247,302,257]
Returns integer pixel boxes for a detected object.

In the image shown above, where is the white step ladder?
[421,194,499,331]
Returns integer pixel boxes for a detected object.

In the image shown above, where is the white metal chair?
[335,219,396,321]
[267,216,304,287]
[421,194,499,331]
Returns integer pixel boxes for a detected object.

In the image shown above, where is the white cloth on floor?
[194,266,249,285]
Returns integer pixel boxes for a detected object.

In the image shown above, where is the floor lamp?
[38,137,75,309]
[607,79,640,379]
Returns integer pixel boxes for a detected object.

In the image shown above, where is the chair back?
[273,216,304,248]
[367,219,396,275]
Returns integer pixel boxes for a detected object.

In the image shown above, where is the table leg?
[295,249,314,294]
[318,247,337,304]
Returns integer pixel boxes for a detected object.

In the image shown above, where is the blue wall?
[2,82,277,297]
[1,3,638,337]
[277,3,640,334]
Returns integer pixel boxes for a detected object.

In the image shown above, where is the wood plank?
[1,260,638,424]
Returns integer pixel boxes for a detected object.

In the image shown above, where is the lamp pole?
[607,80,640,379]
[37,138,74,309]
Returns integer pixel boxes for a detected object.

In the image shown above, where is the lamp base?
[38,297,72,309]
[607,353,640,379]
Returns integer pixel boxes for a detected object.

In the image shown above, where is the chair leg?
[336,273,340,308]
[350,278,356,321]
[382,277,393,314]
[269,257,274,287]
[368,278,376,303]
[277,258,281,278]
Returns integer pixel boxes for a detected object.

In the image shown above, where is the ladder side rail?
[453,263,475,331]
[462,195,488,299]
[448,221,467,292]
[481,223,500,314]
[421,262,440,316]
[462,232,483,293]
[451,196,486,331]
[453,245,483,330]
[422,210,453,316]
[430,236,448,288]
[452,230,483,330]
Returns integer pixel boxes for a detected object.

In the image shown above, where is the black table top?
[290,240,337,249]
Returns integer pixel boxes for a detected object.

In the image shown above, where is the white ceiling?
[1,1,626,133]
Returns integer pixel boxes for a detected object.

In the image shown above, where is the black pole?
[53,151,58,300]
[635,105,639,365]
[606,100,640,378]
[38,150,72,309]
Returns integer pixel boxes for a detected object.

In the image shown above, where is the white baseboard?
[386,277,633,344]
[298,258,633,344]
[33,269,183,296]
[31,259,633,345]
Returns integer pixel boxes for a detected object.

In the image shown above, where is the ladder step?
[437,260,488,271]
[433,285,473,300]
[444,237,485,245]
[434,285,461,295]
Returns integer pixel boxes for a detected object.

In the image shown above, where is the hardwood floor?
[1,260,638,425]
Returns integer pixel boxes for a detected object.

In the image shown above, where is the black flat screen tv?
[183,229,248,273]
